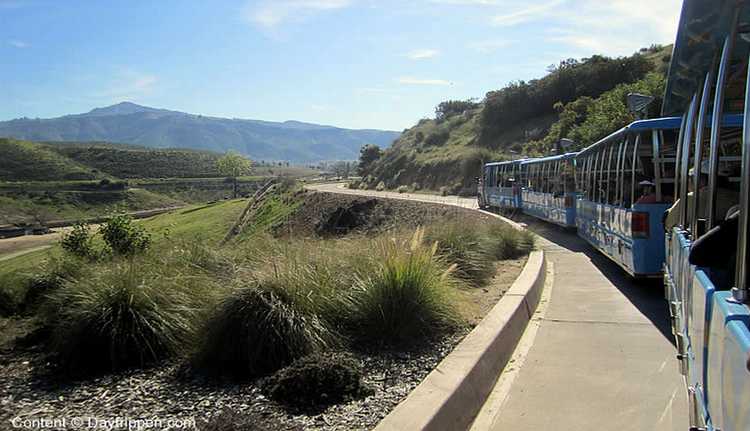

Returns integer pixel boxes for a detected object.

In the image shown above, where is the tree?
[216,151,252,198]
[358,144,382,175]
[331,161,352,179]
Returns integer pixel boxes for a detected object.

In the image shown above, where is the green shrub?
[411,182,421,191]
[343,229,459,345]
[192,281,337,380]
[485,224,535,260]
[44,260,209,375]
[262,352,373,409]
[60,222,95,258]
[425,222,495,286]
[99,214,151,256]
[397,185,408,194]
[375,181,386,191]
[439,186,449,196]
[347,180,361,189]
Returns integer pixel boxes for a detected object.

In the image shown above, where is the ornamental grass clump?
[192,280,338,380]
[485,223,535,260]
[425,221,496,286]
[344,228,460,346]
[44,256,214,375]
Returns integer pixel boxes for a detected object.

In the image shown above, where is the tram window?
[563,160,575,194]
[605,144,615,204]
[621,136,635,208]
[659,129,678,201]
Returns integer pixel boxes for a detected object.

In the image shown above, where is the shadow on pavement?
[504,213,675,347]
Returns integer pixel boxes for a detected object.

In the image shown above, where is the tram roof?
[662,0,750,116]
[577,117,683,156]
[519,152,577,165]
[484,158,530,167]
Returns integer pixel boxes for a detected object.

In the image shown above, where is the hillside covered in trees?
[358,45,672,195]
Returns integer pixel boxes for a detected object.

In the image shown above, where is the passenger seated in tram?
[635,180,657,204]
[663,162,737,231]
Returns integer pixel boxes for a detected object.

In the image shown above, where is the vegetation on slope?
[0,138,104,182]
[47,142,224,178]
[360,45,672,194]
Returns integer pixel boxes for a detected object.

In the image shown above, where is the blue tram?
[478,159,526,210]
[661,1,750,429]
[519,153,578,228]
[478,0,750,427]
[575,118,682,277]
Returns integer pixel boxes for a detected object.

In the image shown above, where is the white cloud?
[406,49,440,60]
[491,0,564,27]
[8,39,28,48]
[397,77,451,86]
[545,0,681,56]
[428,0,499,5]
[468,39,510,53]
[310,104,331,111]
[95,70,158,101]
[356,87,391,94]
[245,0,351,29]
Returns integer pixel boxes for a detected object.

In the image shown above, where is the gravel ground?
[0,329,465,431]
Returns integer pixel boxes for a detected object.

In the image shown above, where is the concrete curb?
[375,250,547,431]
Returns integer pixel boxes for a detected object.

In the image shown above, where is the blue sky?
[1,0,681,130]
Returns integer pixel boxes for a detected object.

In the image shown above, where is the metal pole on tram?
[708,35,734,229]
[732,54,750,303]
[679,94,698,231]
[691,71,713,237]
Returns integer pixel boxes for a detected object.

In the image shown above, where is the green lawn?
[139,199,247,243]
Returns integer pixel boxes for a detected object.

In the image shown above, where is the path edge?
[374,249,547,431]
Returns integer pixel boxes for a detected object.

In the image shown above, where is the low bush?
[439,186,449,196]
[343,228,459,346]
[485,223,535,260]
[99,214,151,256]
[44,259,210,375]
[262,352,373,410]
[396,185,408,194]
[411,182,421,191]
[192,280,337,380]
[375,181,386,191]
[347,180,361,189]
[425,222,495,286]
[60,222,95,259]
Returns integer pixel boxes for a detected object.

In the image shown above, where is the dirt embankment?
[279,191,493,237]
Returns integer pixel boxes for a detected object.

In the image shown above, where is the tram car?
[575,117,682,277]
[478,159,526,210]
[660,0,750,429]
[519,153,578,228]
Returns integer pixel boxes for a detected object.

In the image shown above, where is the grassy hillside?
[0,188,183,225]
[46,142,224,178]
[360,45,672,194]
[0,138,104,182]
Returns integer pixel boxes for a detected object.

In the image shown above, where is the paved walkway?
[477,219,687,430]
[307,184,687,429]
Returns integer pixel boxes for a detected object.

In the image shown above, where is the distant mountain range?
[0,102,400,162]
